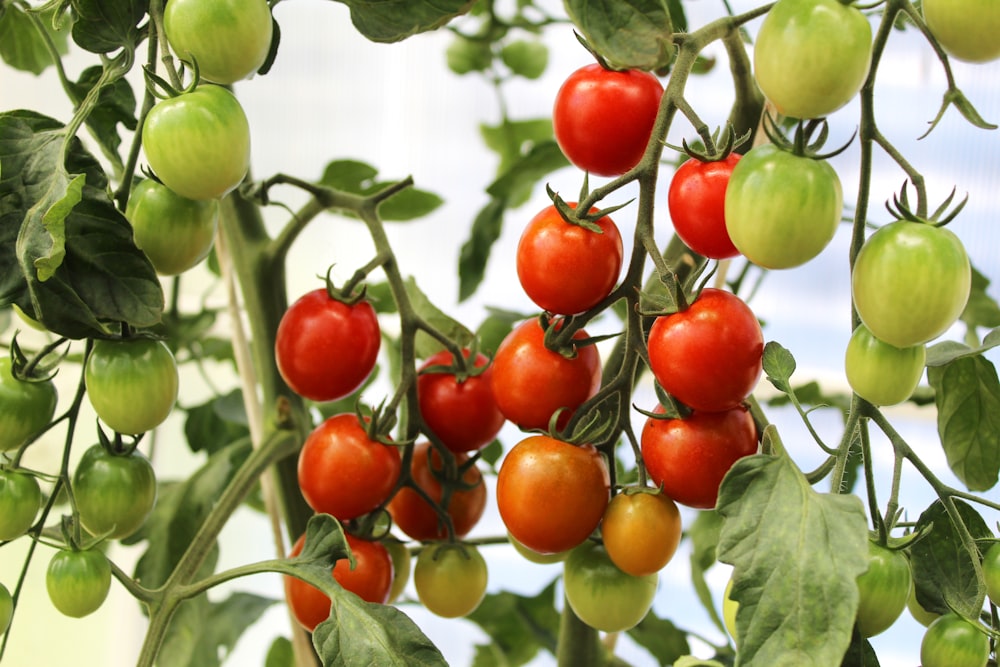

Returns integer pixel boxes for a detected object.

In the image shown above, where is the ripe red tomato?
[284,532,394,632]
[297,413,401,521]
[640,404,758,509]
[553,63,663,177]
[490,318,601,432]
[516,203,623,315]
[275,289,381,403]
[496,435,610,555]
[667,154,742,259]
[601,489,682,577]
[646,288,763,412]
[416,349,505,453]
[387,442,486,541]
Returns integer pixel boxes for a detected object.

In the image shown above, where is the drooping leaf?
[480,118,555,176]
[960,265,1000,330]
[157,592,278,667]
[318,159,443,221]
[926,327,1000,367]
[265,637,295,667]
[716,452,869,666]
[486,139,568,205]
[458,199,506,302]
[404,276,474,358]
[184,390,251,456]
[762,340,797,395]
[330,0,474,42]
[466,581,561,667]
[627,612,690,665]
[69,0,148,54]
[0,4,68,74]
[563,0,674,70]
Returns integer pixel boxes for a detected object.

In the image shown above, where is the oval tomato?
[142,84,251,201]
[553,63,663,177]
[845,324,925,406]
[724,144,842,269]
[855,541,912,637]
[85,337,179,435]
[0,468,41,541]
[164,0,274,84]
[667,153,741,259]
[922,0,1000,63]
[516,203,623,315]
[646,288,763,412]
[0,357,57,452]
[563,541,658,632]
[413,543,488,618]
[640,404,758,509]
[852,220,971,347]
[275,290,381,403]
[126,178,218,276]
[387,442,485,541]
[601,489,682,577]
[416,349,505,453]
[490,318,601,431]
[298,413,401,521]
[0,582,11,635]
[496,435,610,555]
[284,532,394,632]
[46,548,112,618]
[754,0,873,118]
[73,444,157,540]
[920,612,990,667]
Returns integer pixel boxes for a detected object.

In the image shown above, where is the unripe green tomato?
[84,338,179,435]
[0,357,57,452]
[855,541,911,637]
[126,178,218,276]
[73,444,157,540]
[386,540,411,604]
[46,549,112,618]
[922,0,1000,63]
[500,40,548,79]
[0,583,11,635]
[845,324,925,406]
[414,544,488,618]
[563,541,658,633]
[723,577,739,645]
[446,36,492,75]
[0,469,42,541]
[509,532,570,564]
[920,612,990,667]
[982,541,1000,607]
[908,586,940,627]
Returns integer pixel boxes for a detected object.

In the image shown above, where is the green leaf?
[458,198,506,302]
[486,139,568,206]
[183,390,251,456]
[627,613,690,665]
[404,276,474,358]
[69,0,148,54]
[500,40,549,79]
[0,4,68,74]
[716,453,869,666]
[265,637,295,667]
[446,35,493,75]
[926,327,1000,367]
[839,629,880,667]
[157,593,278,667]
[474,307,524,358]
[927,355,1000,491]
[909,498,990,618]
[960,265,1000,330]
[563,0,674,70]
[69,65,138,171]
[480,118,555,176]
[674,658,725,667]
[330,0,474,42]
[762,340,796,395]
[318,159,443,221]
[466,581,561,666]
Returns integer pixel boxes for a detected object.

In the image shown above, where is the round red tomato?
[387,442,486,541]
[640,404,758,509]
[490,318,601,432]
[496,435,610,554]
[284,532,394,632]
[553,63,663,177]
[297,413,401,521]
[416,349,505,453]
[516,203,623,315]
[647,288,763,412]
[667,154,742,259]
[275,289,380,403]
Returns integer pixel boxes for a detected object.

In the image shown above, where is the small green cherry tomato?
[908,586,940,627]
[920,613,990,667]
[414,544,488,618]
[845,324,926,406]
[46,548,112,618]
[0,583,11,635]
[85,338,179,435]
[855,541,912,637]
[563,541,658,633]
[386,540,412,604]
[0,468,41,541]
[982,541,1000,607]
[126,178,219,276]
[922,0,1000,63]
[73,444,157,540]
[0,357,57,452]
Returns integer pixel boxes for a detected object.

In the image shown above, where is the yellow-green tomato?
[46,549,112,618]
[84,338,179,435]
[723,577,739,645]
[509,533,570,565]
[126,179,218,276]
[922,0,1000,63]
[855,541,912,637]
[0,357,57,452]
[0,469,42,541]
[414,544,488,618]
[563,541,658,633]
[908,586,941,627]
[386,540,411,604]
[0,583,11,635]
[845,324,926,406]
[982,541,1000,607]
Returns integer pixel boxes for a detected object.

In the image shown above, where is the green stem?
[556,596,602,667]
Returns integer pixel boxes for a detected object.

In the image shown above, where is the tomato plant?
[496,435,610,555]
[516,203,623,315]
[922,0,1000,63]
[413,544,488,618]
[0,357,57,452]
[562,540,658,633]
[72,444,157,540]
[667,153,741,259]
[0,468,41,541]
[45,549,112,619]
[920,613,991,667]
[552,63,663,176]
[845,323,926,406]
[855,541,911,637]
[275,289,381,403]
[298,413,401,521]
[600,489,682,577]
[84,337,179,435]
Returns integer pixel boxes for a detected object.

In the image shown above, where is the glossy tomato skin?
[164,0,274,84]
[667,154,741,259]
[724,144,843,269]
[641,404,758,509]
[922,0,1000,63]
[126,178,218,276]
[845,324,925,406]
[298,413,401,521]
[142,84,251,201]
[516,204,623,315]
[0,583,11,635]
[0,357,57,452]
[563,541,658,632]
[601,490,682,577]
[45,549,112,618]
[754,0,873,119]
[387,442,486,541]
[85,338,179,435]
[855,541,912,637]
[284,533,394,632]
[553,63,663,177]
[416,349,505,453]
[920,612,990,667]
[275,290,381,403]
[413,544,488,618]
[490,318,601,431]
[647,288,763,412]
[73,444,157,540]
[496,435,610,555]
[852,221,971,347]
[0,468,41,541]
